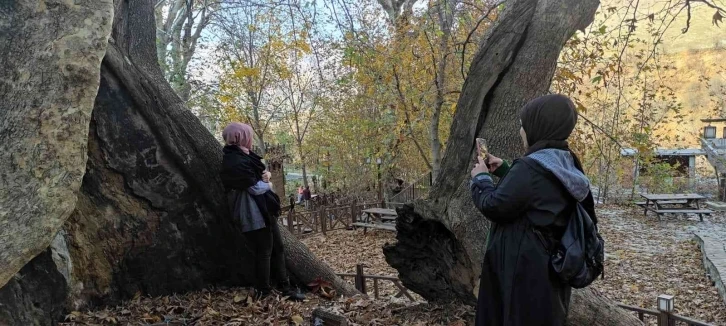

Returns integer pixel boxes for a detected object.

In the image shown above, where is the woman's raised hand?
[471,156,489,178]
[487,154,503,172]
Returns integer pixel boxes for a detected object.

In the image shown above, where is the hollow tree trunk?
[0,0,113,289]
[383,1,642,325]
[0,0,356,324]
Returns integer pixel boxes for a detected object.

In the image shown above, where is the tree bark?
[0,0,356,323]
[384,1,642,325]
[0,0,113,289]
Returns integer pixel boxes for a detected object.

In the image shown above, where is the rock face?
[0,0,114,288]
[0,250,68,326]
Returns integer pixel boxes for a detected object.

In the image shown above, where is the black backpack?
[552,201,605,288]
[521,157,605,288]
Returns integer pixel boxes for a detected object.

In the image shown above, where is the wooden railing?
[330,267,713,325]
[704,138,726,149]
[618,296,715,326]
[279,201,383,236]
[386,172,432,205]
[336,264,415,301]
[701,138,726,175]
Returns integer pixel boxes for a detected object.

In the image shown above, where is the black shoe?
[281,287,306,301]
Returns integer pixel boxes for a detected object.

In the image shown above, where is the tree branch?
[578,112,626,150]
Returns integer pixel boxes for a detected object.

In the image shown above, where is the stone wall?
[695,233,726,306]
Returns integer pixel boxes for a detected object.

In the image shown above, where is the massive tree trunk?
[0,0,355,324]
[0,0,113,289]
[383,1,642,325]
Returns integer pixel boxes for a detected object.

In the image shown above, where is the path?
[595,205,726,324]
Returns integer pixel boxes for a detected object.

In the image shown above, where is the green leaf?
[591,75,602,84]
[598,25,607,35]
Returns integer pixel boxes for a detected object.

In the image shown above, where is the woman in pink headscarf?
[219,122,304,301]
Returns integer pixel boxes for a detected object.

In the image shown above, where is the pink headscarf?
[222,122,254,154]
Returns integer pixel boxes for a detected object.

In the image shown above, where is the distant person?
[288,193,296,210]
[302,186,312,201]
[469,95,597,325]
[296,186,304,204]
[219,122,304,301]
[392,178,404,195]
[302,186,312,209]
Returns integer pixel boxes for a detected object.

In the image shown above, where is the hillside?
[597,0,726,149]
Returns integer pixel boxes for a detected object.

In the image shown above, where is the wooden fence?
[386,172,432,205]
[330,267,721,323]
[279,201,383,236]
[618,296,714,326]
[336,264,415,301]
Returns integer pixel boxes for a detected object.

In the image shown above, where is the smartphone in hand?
[476,138,490,167]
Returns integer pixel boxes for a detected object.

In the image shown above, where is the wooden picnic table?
[637,193,712,221]
[362,208,397,216]
[353,208,398,233]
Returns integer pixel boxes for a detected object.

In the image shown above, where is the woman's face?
[520,126,528,149]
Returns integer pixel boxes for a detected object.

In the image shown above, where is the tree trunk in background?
[0,0,113,290]
[0,0,356,324]
[256,135,267,156]
[384,1,642,325]
[155,0,213,102]
[429,0,458,181]
[376,0,416,23]
[299,142,309,188]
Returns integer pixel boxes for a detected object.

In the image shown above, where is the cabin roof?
[620,148,704,157]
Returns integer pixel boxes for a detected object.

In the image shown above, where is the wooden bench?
[634,200,687,206]
[359,208,398,233]
[650,209,712,215]
[351,222,396,232]
[639,193,713,222]
[363,208,397,216]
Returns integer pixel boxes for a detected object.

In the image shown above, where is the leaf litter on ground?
[593,205,726,325]
[61,206,725,325]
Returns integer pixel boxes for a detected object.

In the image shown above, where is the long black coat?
[470,158,596,326]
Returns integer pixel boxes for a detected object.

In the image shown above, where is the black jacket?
[220,145,265,191]
[220,146,281,229]
[471,159,595,326]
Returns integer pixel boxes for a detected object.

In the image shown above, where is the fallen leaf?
[246,294,254,306]
[132,291,142,303]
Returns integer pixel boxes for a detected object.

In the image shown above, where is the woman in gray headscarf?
[469,94,597,325]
